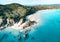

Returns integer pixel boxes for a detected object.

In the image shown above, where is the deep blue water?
[0,9,60,42]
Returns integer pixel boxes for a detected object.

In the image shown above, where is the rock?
[23,33,29,40]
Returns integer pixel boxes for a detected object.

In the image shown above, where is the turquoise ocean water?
[27,9,60,42]
[0,9,60,42]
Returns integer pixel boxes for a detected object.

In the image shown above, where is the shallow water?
[0,9,60,42]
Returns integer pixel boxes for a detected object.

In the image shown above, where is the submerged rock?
[23,33,29,40]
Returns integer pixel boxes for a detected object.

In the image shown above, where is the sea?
[0,9,60,42]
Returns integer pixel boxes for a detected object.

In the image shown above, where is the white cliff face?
[8,10,43,32]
